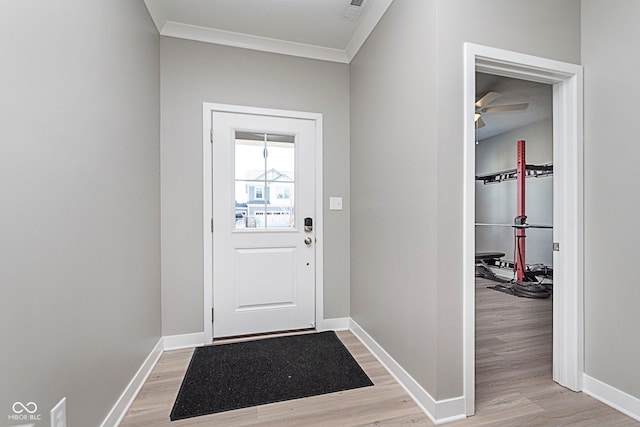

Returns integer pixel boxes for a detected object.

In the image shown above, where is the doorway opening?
[463,43,584,416]
[474,72,554,411]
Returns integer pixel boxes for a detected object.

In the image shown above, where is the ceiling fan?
[475,91,529,128]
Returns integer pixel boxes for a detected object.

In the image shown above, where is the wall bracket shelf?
[476,163,553,184]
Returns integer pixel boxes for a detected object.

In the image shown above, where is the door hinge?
[211,218,214,233]
[211,307,214,320]
[553,242,560,251]
[210,129,214,143]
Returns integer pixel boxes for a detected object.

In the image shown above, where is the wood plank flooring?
[120,281,638,426]
[120,331,427,426]
[450,279,637,426]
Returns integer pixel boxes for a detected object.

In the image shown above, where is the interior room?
[2,1,640,426]
[475,73,554,281]
[474,73,556,413]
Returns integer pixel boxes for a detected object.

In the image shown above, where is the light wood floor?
[450,279,637,426]
[120,281,638,426]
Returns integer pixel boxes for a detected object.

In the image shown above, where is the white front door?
[212,112,316,338]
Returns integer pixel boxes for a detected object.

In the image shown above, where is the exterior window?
[276,187,290,199]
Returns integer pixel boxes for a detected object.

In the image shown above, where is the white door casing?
[463,43,584,416]
[202,104,324,342]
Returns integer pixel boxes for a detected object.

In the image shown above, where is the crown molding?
[161,21,350,63]
[345,0,394,61]
[144,0,394,64]
[143,0,168,33]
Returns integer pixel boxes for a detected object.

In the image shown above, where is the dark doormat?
[169,331,373,421]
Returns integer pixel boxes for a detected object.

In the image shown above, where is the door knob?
[304,237,313,246]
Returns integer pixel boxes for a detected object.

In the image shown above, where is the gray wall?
[0,1,161,426]
[476,119,554,266]
[351,0,580,401]
[582,0,640,399]
[160,38,350,335]
[350,0,439,393]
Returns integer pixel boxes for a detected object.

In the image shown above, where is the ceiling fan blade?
[475,91,501,108]
[482,103,529,113]
[476,116,486,128]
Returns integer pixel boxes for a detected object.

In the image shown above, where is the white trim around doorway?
[463,43,584,416]
[202,103,324,344]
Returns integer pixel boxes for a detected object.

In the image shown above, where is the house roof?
[251,168,293,182]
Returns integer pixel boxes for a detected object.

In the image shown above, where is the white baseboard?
[320,317,350,331]
[348,319,466,425]
[583,374,640,422]
[100,338,163,427]
[163,332,206,351]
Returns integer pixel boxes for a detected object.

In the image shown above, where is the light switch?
[329,197,343,211]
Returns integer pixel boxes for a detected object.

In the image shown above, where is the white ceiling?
[476,73,552,141]
[143,0,395,63]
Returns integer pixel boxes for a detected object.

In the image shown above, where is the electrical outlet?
[50,397,66,427]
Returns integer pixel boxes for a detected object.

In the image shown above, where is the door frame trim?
[463,43,584,415]
[202,103,324,344]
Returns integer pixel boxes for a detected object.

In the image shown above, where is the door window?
[234,131,295,230]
